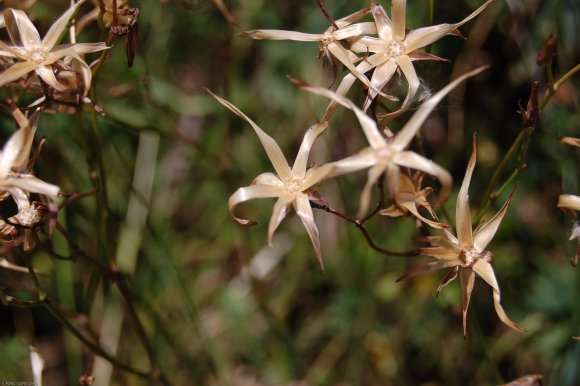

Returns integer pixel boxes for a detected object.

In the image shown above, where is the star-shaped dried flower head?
[397,135,525,337]
[296,67,487,217]
[379,171,447,229]
[207,89,332,270]
[334,0,493,118]
[0,0,108,95]
[240,6,394,102]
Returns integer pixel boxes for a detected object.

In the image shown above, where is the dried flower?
[398,135,525,336]
[379,171,447,229]
[0,0,108,94]
[557,137,580,266]
[240,7,394,102]
[207,89,332,270]
[297,67,487,217]
[343,0,493,117]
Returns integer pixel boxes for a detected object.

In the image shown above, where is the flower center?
[28,48,48,63]
[320,31,335,47]
[459,248,493,267]
[15,207,43,227]
[285,177,304,194]
[386,41,405,58]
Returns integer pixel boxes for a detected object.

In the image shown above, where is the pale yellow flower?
[207,90,332,270]
[334,0,493,117]
[0,0,107,94]
[398,135,525,337]
[298,67,487,217]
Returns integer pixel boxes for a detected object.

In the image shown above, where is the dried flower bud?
[536,34,556,67]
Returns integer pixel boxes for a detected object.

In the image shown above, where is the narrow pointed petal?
[268,195,293,246]
[473,259,526,332]
[391,67,487,150]
[557,194,580,211]
[405,0,493,53]
[396,259,457,282]
[0,40,29,60]
[401,201,448,229]
[460,268,476,337]
[370,1,392,41]
[362,58,398,111]
[391,0,406,41]
[5,175,60,198]
[334,7,373,29]
[11,108,40,171]
[358,164,387,217]
[0,127,28,179]
[0,61,39,88]
[560,137,580,148]
[239,29,323,41]
[326,42,392,100]
[42,0,86,50]
[253,172,284,187]
[385,54,420,118]
[4,9,41,49]
[291,123,328,179]
[296,83,386,149]
[420,246,460,261]
[456,135,477,248]
[333,22,377,39]
[35,65,65,91]
[302,163,333,190]
[437,266,459,294]
[327,148,376,178]
[207,90,292,180]
[293,193,325,270]
[394,151,452,205]
[67,52,93,95]
[473,184,517,252]
[228,185,284,226]
[47,43,109,61]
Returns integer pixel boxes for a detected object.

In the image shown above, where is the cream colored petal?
[327,148,377,178]
[381,54,420,119]
[358,163,387,217]
[393,151,452,205]
[207,90,292,180]
[385,164,400,199]
[42,0,86,50]
[239,29,322,41]
[0,40,28,60]
[35,64,65,91]
[350,36,389,53]
[405,0,493,53]
[473,184,517,252]
[420,246,460,261]
[459,268,475,337]
[333,7,373,29]
[560,137,580,148]
[333,22,377,39]
[267,195,293,246]
[253,172,284,187]
[436,266,459,294]
[400,201,448,229]
[293,193,325,270]
[557,194,580,211]
[49,42,109,59]
[6,175,60,198]
[0,61,38,88]
[302,164,333,190]
[370,0,392,41]
[11,108,40,171]
[228,185,284,226]
[4,9,41,49]
[298,83,386,149]
[326,42,390,100]
[396,258,458,282]
[391,0,406,41]
[67,53,92,95]
[473,259,526,333]
[456,135,477,248]
[0,128,27,179]
[362,58,398,111]
[391,67,487,150]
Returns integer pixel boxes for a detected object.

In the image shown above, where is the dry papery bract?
[0,0,108,96]
[242,0,493,119]
[397,135,525,337]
